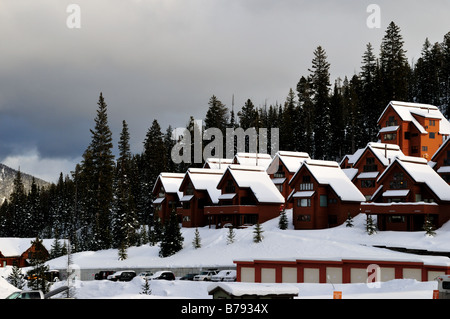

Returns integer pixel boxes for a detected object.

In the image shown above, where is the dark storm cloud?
[0,0,449,181]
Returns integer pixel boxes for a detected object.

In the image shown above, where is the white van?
[436,275,450,299]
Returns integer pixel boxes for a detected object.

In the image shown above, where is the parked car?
[148,271,175,281]
[211,270,236,282]
[180,273,198,281]
[138,271,153,279]
[5,286,69,299]
[107,270,136,282]
[95,270,115,280]
[194,270,218,281]
[223,270,237,282]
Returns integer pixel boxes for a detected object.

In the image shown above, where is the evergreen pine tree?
[7,266,25,290]
[423,215,436,237]
[159,209,184,257]
[297,76,314,155]
[365,215,377,235]
[84,92,115,250]
[278,209,288,230]
[226,227,236,245]
[345,213,354,228]
[118,241,128,260]
[309,46,331,159]
[253,223,264,243]
[192,228,201,249]
[141,278,152,295]
[380,22,410,101]
[26,238,51,293]
[142,119,167,224]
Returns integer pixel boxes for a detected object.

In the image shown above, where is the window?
[185,182,194,195]
[299,183,314,191]
[274,165,285,178]
[363,157,378,172]
[276,184,283,193]
[429,132,435,139]
[429,120,436,126]
[389,216,405,223]
[384,133,397,141]
[297,214,311,222]
[415,194,422,202]
[298,198,311,207]
[445,151,450,166]
[361,180,375,188]
[320,195,328,207]
[404,132,410,140]
[183,215,191,222]
[390,172,407,189]
[422,146,428,152]
[411,146,419,154]
[386,116,397,127]
[183,201,191,210]
[225,180,235,193]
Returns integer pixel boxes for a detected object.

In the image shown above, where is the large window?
[320,195,328,207]
[274,165,285,178]
[225,180,235,193]
[384,133,397,141]
[390,172,407,189]
[363,157,377,172]
[297,198,311,207]
[386,116,397,127]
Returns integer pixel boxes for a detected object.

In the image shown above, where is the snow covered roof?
[431,136,450,162]
[348,142,404,169]
[233,153,273,170]
[223,165,285,204]
[378,101,450,136]
[183,168,225,204]
[208,282,299,297]
[378,156,450,201]
[203,158,233,169]
[292,160,366,202]
[266,151,310,174]
[152,172,185,200]
[0,238,56,257]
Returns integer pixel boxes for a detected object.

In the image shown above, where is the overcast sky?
[1,0,449,182]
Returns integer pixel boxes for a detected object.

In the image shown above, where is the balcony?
[361,202,440,215]
[205,205,259,215]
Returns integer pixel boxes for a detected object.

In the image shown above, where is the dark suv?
[107,270,136,282]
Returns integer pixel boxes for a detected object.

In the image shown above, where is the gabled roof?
[290,160,366,202]
[233,153,273,170]
[203,158,233,169]
[353,142,405,168]
[378,101,450,135]
[219,165,285,204]
[152,172,185,200]
[180,168,225,204]
[377,156,450,201]
[266,151,310,175]
[0,238,55,258]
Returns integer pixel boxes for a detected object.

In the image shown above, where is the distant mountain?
[0,163,51,204]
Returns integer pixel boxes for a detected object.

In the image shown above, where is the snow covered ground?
[0,211,448,299]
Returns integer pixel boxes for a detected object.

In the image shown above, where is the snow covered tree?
[141,278,152,295]
[118,241,128,260]
[192,228,201,249]
[345,213,354,228]
[365,215,377,235]
[380,22,410,101]
[309,46,331,159]
[159,209,184,257]
[423,215,436,237]
[278,209,288,230]
[226,227,236,245]
[26,238,51,293]
[7,266,25,289]
[253,223,264,243]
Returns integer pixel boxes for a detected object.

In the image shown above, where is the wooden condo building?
[205,165,285,228]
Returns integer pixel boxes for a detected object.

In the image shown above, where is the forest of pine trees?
[0,22,450,253]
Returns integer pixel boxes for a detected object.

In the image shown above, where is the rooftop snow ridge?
[305,159,339,168]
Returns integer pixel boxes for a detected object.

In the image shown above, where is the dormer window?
[390,172,407,189]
